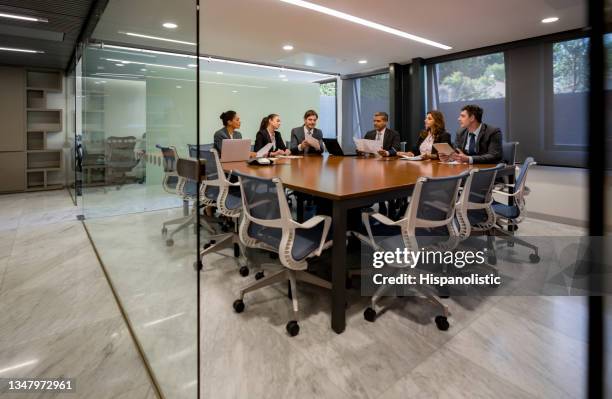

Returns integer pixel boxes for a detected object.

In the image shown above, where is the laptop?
[220,139,251,162]
[322,138,357,156]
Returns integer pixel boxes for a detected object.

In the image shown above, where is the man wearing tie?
[363,112,401,156]
[290,109,324,155]
[441,105,502,164]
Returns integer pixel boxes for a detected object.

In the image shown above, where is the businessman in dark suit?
[440,104,502,164]
[290,109,324,155]
[360,112,401,156]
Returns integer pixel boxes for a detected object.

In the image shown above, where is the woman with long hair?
[254,113,291,157]
[398,110,452,160]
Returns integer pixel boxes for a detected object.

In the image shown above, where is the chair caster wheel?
[435,315,449,331]
[364,307,376,322]
[203,240,215,250]
[255,271,265,280]
[529,254,540,263]
[286,320,299,336]
[239,266,249,277]
[193,261,202,271]
[161,227,167,237]
[233,299,245,313]
[439,295,450,299]
[488,255,497,265]
[166,239,174,247]
[234,243,240,257]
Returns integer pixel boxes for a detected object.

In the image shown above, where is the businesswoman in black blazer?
[254,114,291,157]
[397,110,452,160]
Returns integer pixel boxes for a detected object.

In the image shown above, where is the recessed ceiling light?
[283,44,294,51]
[120,31,196,46]
[94,81,100,84]
[279,74,286,78]
[176,85,182,89]
[101,81,107,83]
[358,59,367,64]
[0,46,44,54]
[116,63,124,67]
[162,22,178,29]
[0,12,48,23]
[188,64,197,68]
[232,90,238,93]
[541,17,559,23]
[279,0,452,50]
[97,66,104,70]
[216,71,223,75]
[141,68,147,71]
[282,78,289,82]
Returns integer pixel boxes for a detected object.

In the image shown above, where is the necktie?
[468,133,476,155]
[376,131,382,141]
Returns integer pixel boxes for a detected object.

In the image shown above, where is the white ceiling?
[93,0,586,75]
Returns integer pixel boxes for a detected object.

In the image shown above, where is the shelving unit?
[24,69,64,191]
[81,83,106,186]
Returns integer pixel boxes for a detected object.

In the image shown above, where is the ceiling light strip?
[100,44,336,77]
[0,46,43,53]
[120,31,196,46]
[279,0,452,50]
[103,58,187,70]
[0,12,48,22]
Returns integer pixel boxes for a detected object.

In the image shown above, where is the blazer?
[363,128,401,153]
[254,129,288,154]
[455,123,503,164]
[289,126,324,155]
[412,131,452,156]
[213,127,243,156]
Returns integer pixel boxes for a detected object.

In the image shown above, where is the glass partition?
[78,1,199,398]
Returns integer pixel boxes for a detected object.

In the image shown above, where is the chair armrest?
[370,212,404,226]
[293,215,327,229]
[492,189,518,197]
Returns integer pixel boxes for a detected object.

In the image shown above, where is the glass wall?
[65,64,77,205]
[79,1,199,398]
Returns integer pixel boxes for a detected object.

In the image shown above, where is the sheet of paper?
[353,138,382,154]
[305,134,320,151]
[439,160,460,165]
[399,154,423,161]
[276,155,303,159]
[256,143,273,158]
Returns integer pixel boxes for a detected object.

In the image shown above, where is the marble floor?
[0,190,158,399]
[82,196,608,399]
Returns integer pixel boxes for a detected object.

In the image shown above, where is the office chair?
[197,149,249,276]
[160,146,201,246]
[105,136,138,188]
[353,172,470,331]
[400,141,407,152]
[232,172,333,337]
[187,143,214,158]
[497,141,519,187]
[491,157,540,263]
[454,164,505,263]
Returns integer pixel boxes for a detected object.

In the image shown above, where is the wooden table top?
[222,154,495,200]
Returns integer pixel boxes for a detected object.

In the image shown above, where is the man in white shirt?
[290,110,324,155]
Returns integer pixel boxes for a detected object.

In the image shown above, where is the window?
[430,53,506,137]
[552,38,589,146]
[341,72,390,149]
[319,81,337,138]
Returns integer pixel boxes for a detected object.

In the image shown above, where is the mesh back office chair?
[160,147,201,246]
[232,172,333,337]
[353,172,470,331]
[497,141,518,187]
[197,149,249,276]
[491,157,540,262]
[105,136,138,187]
[187,143,214,158]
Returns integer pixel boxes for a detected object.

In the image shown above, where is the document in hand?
[256,143,273,158]
[353,138,382,154]
[399,154,423,161]
[305,134,320,151]
[432,143,456,156]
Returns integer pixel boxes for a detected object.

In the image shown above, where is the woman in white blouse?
[397,110,452,160]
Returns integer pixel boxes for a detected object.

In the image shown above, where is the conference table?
[222,154,501,334]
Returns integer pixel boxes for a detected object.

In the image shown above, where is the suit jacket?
[363,128,401,153]
[254,129,287,154]
[290,126,324,155]
[213,127,243,156]
[412,131,452,156]
[455,123,503,164]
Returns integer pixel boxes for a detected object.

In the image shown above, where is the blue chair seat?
[467,209,489,225]
[492,200,520,219]
[204,186,219,201]
[224,186,242,210]
[248,221,329,261]
[184,181,198,196]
